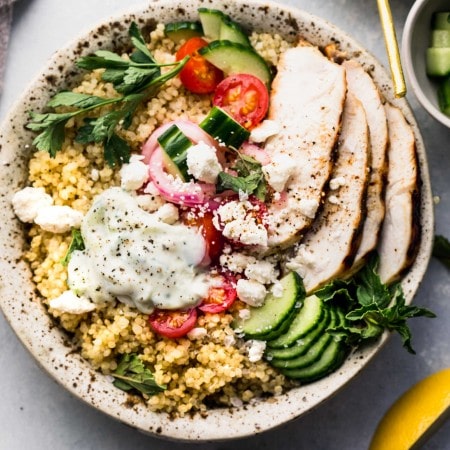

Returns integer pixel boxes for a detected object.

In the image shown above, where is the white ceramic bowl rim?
[402,0,450,128]
[0,0,434,442]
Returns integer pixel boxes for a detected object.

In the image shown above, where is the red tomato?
[148,308,197,339]
[176,37,223,94]
[213,74,269,129]
[199,277,237,314]
[183,208,225,263]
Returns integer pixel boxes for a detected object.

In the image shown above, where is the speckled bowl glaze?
[0,0,434,442]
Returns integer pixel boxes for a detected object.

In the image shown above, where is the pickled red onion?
[148,147,215,206]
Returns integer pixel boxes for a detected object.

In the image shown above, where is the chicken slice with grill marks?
[342,60,389,271]
[263,42,347,250]
[377,103,421,284]
[286,92,370,294]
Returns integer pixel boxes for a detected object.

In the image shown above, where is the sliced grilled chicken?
[264,42,347,249]
[343,60,389,270]
[286,92,370,293]
[377,103,421,284]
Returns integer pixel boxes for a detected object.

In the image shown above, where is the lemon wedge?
[369,368,450,450]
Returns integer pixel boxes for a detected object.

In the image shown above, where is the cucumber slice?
[265,308,331,361]
[157,124,192,180]
[199,40,272,85]
[164,21,203,43]
[433,12,450,31]
[438,75,450,115]
[219,16,251,46]
[198,8,224,41]
[234,272,305,340]
[200,106,250,149]
[270,309,338,370]
[431,29,450,48]
[426,47,450,76]
[267,295,324,349]
[281,338,347,382]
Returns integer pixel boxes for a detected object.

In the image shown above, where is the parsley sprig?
[112,354,166,396]
[315,253,435,353]
[26,22,188,167]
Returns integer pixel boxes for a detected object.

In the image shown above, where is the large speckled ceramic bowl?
[0,0,434,442]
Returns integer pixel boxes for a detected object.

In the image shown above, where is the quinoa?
[22,23,296,417]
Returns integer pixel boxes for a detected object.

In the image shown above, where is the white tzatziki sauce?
[68,187,209,313]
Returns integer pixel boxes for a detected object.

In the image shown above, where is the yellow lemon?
[369,368,450,450]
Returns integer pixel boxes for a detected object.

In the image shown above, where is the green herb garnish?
[217,153,267,200]
[112,354,166,396]
[26,22,188,167]
[316,253,436,353]
[432,234,450,269]
[61,228,85,266]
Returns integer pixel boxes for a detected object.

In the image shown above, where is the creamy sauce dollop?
[68,188,209,313]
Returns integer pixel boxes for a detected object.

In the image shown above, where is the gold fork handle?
[377,0,407,98]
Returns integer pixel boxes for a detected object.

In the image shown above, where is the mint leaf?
[217,153,267,200]
[354,253,390,308]
[316,253,435,353]
[112,354,166,396]
[433,235,450,269]
[61,229,85,266]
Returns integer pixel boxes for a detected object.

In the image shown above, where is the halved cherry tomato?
[183,207,225,263]
[148,308,197,339]
[176,37,223,94]
[213,74,269,129]
[199,276,237,314]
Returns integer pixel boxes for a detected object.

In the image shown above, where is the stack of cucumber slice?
[164,8,271,85]
[234,272,349,383]
[426,12,450,115]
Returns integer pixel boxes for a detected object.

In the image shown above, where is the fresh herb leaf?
[26,22,188,167]
[112,354,166,396]
[318,253,435,353]
[61,229,85,266]
[432,235,450,269]
[217,154,267,200]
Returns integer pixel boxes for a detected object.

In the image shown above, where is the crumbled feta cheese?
[298,198,320,219]
[49,290,96,314]
[135,193,165,213]
[154,203,179,224]
[143,181,161,196]
[120,154,149,191]
[186,141,222,183]
[11,187,53,223]
[246,340,267,362]
[271,281,284,298]
[217,200,268,247]
[223,221,268,246]
[219,252,256,273]
[262,153,296,192]
[244,260,279,284]
[250,120,280,143]
[329,176,346,190]
[223,333,236,347]
[35,205,84,233]
[238,308,251,320]
[236,279,267,307]
[187,327,207,339]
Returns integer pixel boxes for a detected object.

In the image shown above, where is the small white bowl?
[402,0,450,128]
